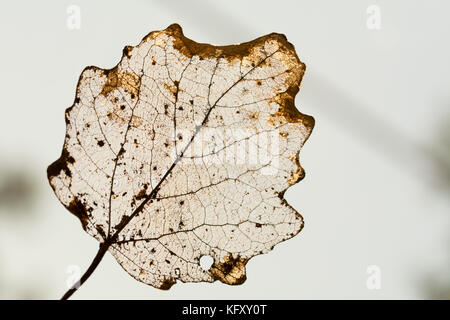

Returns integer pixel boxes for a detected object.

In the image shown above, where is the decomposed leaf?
[48,23,314,297]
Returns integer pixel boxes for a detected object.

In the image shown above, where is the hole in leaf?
[199,255,214,271]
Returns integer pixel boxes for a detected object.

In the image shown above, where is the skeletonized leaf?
[48,24,314,290]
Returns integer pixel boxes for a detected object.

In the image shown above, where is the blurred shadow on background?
[429,111,450,191]
[0,163,38,214]
[419,113,450,299]
[422,256,450,299]
[154,0,450,299]
[0,162,39,299]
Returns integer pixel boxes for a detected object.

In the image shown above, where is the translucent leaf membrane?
[48,24,314,290]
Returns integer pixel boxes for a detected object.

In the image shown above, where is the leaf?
[48,24,314,291]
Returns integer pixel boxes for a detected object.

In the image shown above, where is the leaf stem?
[61,242,109,300]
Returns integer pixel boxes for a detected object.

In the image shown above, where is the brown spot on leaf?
[131,115,143,127]
[135,188,147,201]
[159,277,176,290]
[160,23,296,65]
[47,148,73,180]
[164,81,179,99]
[123,45,133,58]
[100,67,141,98]
[107,111,127,126]
[66,197,90,231]
[287,151,305,185]
[210,253,248,285]
[267,86,314,128]
[249,112,259,120]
